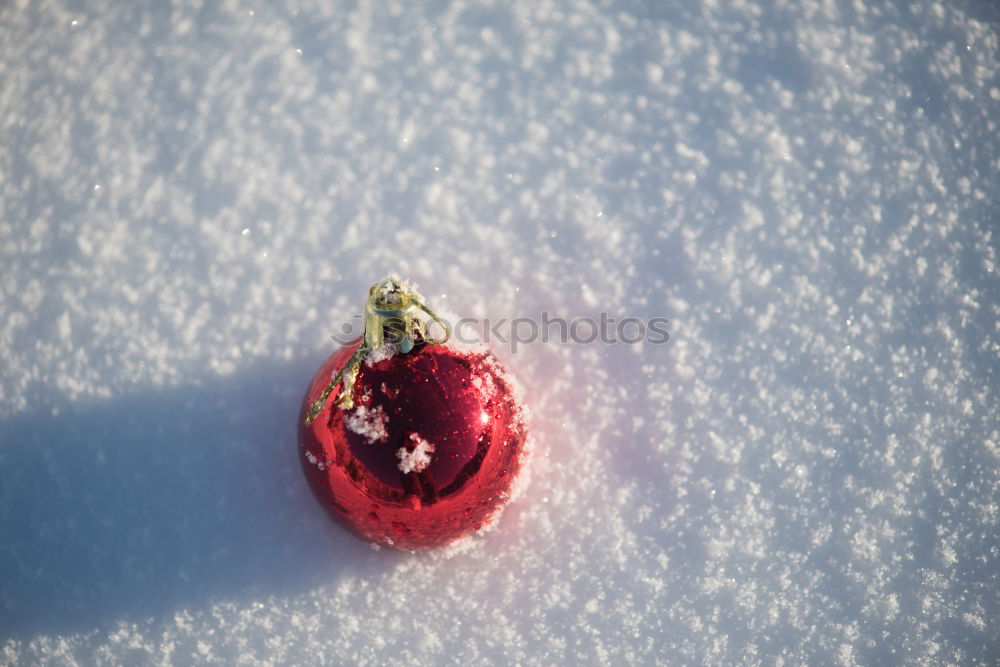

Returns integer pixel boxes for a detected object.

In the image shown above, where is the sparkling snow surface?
[2,1,999,664]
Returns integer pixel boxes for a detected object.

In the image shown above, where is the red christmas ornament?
[298,276,528,550]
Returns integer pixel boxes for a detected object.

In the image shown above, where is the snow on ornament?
[298,275,529,550]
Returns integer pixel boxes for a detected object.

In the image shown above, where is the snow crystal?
[364,342,399,367]
[470,374,495,402]
[373,274,410,305]
[302,450,325,471]
[397,433,435,474]
[344,403,389,444]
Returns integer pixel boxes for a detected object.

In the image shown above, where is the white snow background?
[1,0,998,664]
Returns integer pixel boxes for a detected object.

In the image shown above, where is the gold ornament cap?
[304,275,450,426]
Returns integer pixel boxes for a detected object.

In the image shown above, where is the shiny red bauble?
[298,339,528,550]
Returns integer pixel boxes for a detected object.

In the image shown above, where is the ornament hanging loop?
[418,303,450,345]
[304,275,450,426]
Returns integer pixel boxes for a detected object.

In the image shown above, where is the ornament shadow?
[0,357,401,642]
